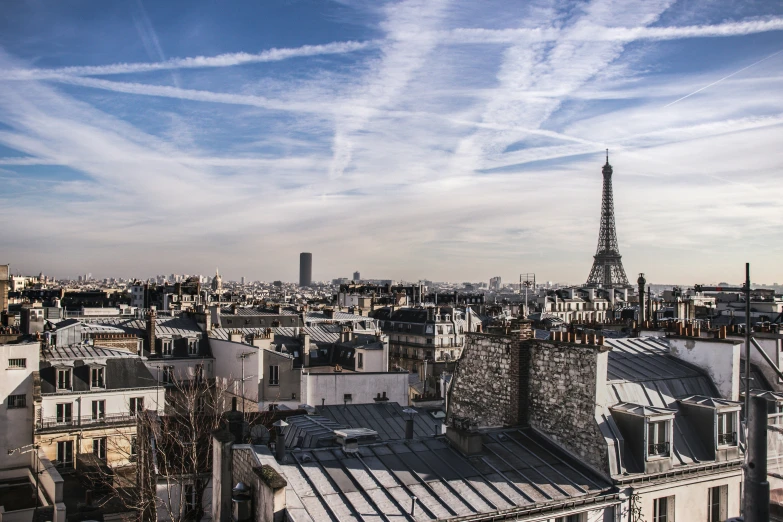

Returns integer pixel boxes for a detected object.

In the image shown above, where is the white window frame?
[56,440,74,468]
[57,368,72,390]
[162,339,173,357]
[653,495,674,522]
[130,397,144,415]
[717,412,737,446]
[56,402,73,424]
[647,419,670,458]
[93,437,107,460]
[269,365,280,386]
[91,366,105,388]
[188,338,199,356]
[91,399,106,420]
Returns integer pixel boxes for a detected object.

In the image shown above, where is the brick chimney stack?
[147,310,157,355]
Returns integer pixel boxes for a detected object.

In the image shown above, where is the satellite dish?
[250,424,270,445]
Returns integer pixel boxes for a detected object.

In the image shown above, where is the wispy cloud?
[0,1,782,282]
[2,41,376,80]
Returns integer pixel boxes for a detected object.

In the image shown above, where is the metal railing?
[718,432,736,445]
[37,412,137,430]
[648,442,669,456]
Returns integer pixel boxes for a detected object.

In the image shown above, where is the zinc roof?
[279,428,614,522]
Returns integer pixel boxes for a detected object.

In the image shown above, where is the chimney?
[518,319,533,341]
[227,397,244,444]
[147,310,157,355]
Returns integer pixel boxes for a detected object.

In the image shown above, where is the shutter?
[719,485,728,520]
[667,495,676,521]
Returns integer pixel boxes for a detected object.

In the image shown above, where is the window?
[357,353,364,369]
[653,496,674,522]
[708,485,727,522]
[91,367,105,388]
[56,440,74,468]
[648,420,669,457]
[7,358,26,369]
[188,338,199,356]
[183,483,196,515]
[555,514,585,522]
[195,364,204,382]
[130,397,144,415]
[57,368,71,390]
[196,396,205,413]
[93,437,107,461]
[130,436,138,460]
[162,366,174,384]
[162,340,173,356]
[7,394,26,408]
[269,365,279,386]
[56,403,73,423]
[91,400,106,420]
[291,392,297,400]
[717,412,736,445]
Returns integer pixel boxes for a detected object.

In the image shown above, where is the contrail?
[664,48,783,108]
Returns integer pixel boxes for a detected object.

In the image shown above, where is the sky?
[1,0,782,285]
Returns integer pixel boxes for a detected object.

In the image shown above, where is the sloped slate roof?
[278,428,614,522]
[600,336,732,476]
[316,402,440,441]
[39,358,157,393]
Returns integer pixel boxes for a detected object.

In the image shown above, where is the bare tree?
[84,375,232,522]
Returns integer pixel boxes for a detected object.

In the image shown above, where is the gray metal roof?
[316,402,441,441]
[72,316,202,337]
[278,428,614,522]
[600,337,736,477]
[43,344,138,361]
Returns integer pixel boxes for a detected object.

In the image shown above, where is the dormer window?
[647,420,670,457]
[188,338,199,356]
[57,368,72,390]
[91,367,105,388]
[162,340,173,357]
[717,412,737,446]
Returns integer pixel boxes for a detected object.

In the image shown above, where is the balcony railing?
[37,412,137,431]
[648,442,670,456]
[718,432,736,446]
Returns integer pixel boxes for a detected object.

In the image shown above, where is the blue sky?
[1,0,782,285]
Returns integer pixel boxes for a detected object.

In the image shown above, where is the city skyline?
[1,1,782,283]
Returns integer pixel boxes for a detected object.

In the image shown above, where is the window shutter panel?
[667,495,675,521]
[720,485,728,520]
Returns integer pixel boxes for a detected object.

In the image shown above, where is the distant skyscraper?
[489,276,502,291]
[299,253,312,287]
[353,271,360,281]
[586,150,630,288]
[241,276,246,285]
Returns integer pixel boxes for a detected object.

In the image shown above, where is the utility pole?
[744,263,751,417]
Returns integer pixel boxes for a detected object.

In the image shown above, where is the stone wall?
[447,323,610,473]
[523,340,609,473]
[447,333,514,428]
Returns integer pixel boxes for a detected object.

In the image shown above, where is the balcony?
[648,442,669,457]
[37,412,137,431]
[718,432,736,446]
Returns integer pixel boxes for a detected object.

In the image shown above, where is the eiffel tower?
[586,150,630,288]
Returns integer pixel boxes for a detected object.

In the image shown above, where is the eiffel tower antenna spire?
[586,149,630,288]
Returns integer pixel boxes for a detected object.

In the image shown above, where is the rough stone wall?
[447,333,514,428]
[524,340,609,473]
[447,325,610,474]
